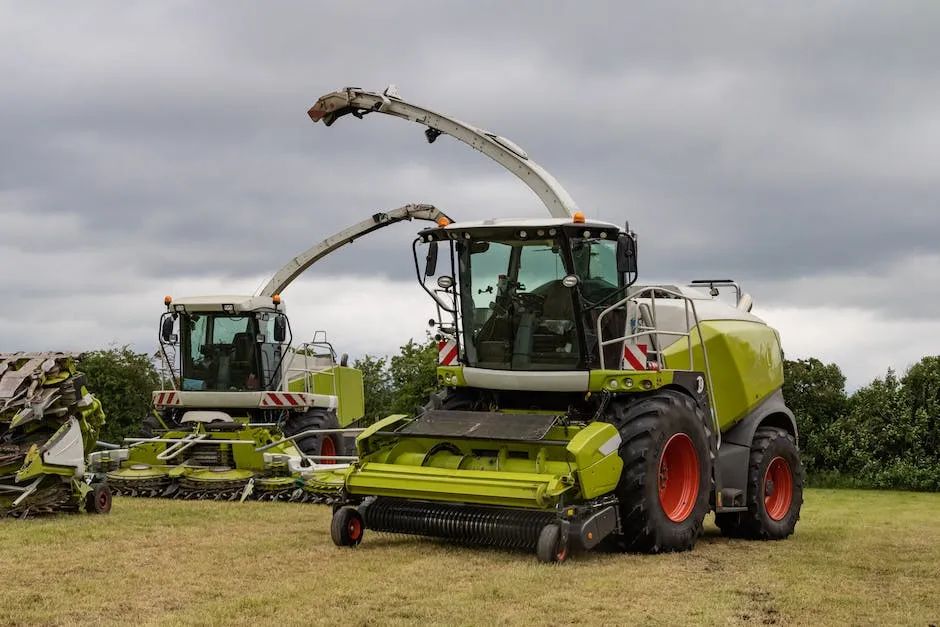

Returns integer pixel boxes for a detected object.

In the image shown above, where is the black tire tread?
[331,506,364,547]
[283,408,344,458]
[737,426,804,540]
[605,390,715,553]
[536,523,566,563]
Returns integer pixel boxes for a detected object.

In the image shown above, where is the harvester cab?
[416,215,638,376]
[93,204,451,501]
[306,86,804,562]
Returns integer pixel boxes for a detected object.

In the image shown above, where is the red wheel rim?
[764,456,793,521]
[97,490,110,511]
[347,516,362,541]
[658,433,700,523]
[320,435,336,464]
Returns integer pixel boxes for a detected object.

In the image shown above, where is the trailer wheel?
[85,484,112,514]
[331,506,365,547]
[284,408,344,462]
[726,426,803,540]
[536,523,568,563]
[606,391,713,553]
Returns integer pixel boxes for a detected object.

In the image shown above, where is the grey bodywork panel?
[717,389,798,502]
[722,389,798,447]
[398,410,559,442]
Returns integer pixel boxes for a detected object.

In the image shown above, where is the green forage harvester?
[0,352,111,517]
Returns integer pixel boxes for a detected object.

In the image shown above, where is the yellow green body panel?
[311,415,623,510]
[662,319,784,431]
[104,424,303,491]
[287,365,364,426]
[364,318,785,514]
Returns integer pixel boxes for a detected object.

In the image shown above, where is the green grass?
[1,489,938,626]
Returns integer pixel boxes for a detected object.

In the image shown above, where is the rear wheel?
[718,426,803,539]
[283,408,344,462]
[331,506,364,547]
[606,391,714,553]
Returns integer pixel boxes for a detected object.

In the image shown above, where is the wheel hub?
[320,435,336,464]
[763,457,793,521]
[657,432,700,523]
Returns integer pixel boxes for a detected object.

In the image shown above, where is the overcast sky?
[1,2,938,390]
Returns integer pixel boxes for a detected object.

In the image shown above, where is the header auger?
[304,86,804,562]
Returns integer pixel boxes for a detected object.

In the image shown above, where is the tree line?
[81,344,940,491]
[784,356,940,491]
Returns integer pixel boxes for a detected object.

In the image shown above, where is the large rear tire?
[283,409,344,462]
[606,390,714,553]
[717,426,803,539]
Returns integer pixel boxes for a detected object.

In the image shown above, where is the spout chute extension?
[309,86,578,219]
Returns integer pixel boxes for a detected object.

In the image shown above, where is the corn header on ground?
[0,352,110,517]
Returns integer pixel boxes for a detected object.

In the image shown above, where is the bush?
[787,357,940,492]
[354,337,438,425]
[80,346,160,443]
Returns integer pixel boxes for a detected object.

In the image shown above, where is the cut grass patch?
[0,489,938,625]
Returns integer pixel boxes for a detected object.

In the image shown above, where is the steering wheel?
[201,344,235,360]
[515,291,546,313]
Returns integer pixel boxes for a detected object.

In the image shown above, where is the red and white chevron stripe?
[261,391,309,407]
[622,343,657,371]
[438,337,458,366]
[152,391,181,407]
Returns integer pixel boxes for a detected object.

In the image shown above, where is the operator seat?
[532,280,578,363]
[231,332,256,390]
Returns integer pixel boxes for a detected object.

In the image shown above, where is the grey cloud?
[1,1,938,373]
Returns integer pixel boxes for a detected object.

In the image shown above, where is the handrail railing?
[287,339,339,397]
[596,286,720,446]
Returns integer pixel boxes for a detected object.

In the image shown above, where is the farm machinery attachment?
[1,352,110,517]
[90,205,451,502]
[302,86,805,562]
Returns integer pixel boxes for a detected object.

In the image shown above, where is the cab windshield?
[570,237,620,305]
[180,313,281,391]
[459,237,580,370]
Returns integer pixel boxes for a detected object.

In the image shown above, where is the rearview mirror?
[160,316,177,343]
[273,315,287,343]
[424,241,439,277]
[616,233,638,274]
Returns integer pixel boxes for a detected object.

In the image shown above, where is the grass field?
[1,489,938,626]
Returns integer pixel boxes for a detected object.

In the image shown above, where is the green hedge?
[786,357,940,492]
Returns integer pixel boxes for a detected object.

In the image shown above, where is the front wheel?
[607,391,714,553]
[331,506,365,547]
[536,523,568,564]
